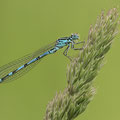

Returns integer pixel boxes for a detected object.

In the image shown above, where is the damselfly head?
[71,33,79,40]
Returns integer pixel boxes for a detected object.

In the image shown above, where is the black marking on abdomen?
[12,70,17,74]
[24,63,28,67]
[2,74,9,81]
[36,56,41,60]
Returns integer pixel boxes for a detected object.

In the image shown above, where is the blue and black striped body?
[0,34,79,83]
[0,52,49,83]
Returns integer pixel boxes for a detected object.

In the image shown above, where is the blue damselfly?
[0,33,84,83]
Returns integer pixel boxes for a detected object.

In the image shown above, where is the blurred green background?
[0,0,120,120]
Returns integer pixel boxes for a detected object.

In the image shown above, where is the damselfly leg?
[71,41,85,50]
[63,41,85,60]
[63,44,72,60]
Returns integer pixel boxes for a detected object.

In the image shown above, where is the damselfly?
[0,33,84,83]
